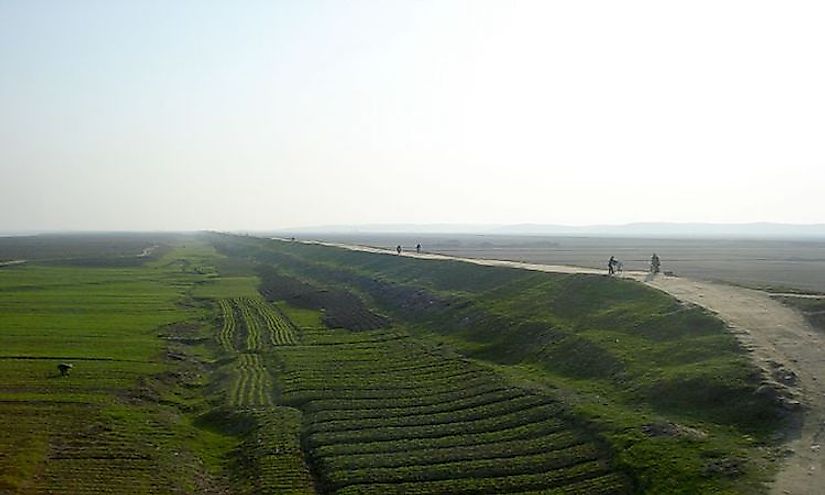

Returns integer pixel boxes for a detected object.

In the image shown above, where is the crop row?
[281,375,501,405]
[333,465,626,495]
[214,299,313,491]
[280,358,450,376]
[258,316,628,493]
[278,357,478,379]
[306,402,566,448]
[276,355,470,378]
[248,298,298,346]
[277,344,437,364]
[210,290,627,493]
[219,297,299,353]
[306,387,525,422]
[311,416,570,459]
[238,301,264,351]
[290,381,511,413]
[280,368,486,392]
[318,430,586,471]
[236,408,315,494]
[323,444,602,490]
[230,353,273,408]
[281,364,476,386]
[300,382,510,414]
[217,299,236,352]
[306,395,553,434]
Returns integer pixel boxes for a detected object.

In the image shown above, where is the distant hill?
[269,223,500,235]
[270,222,825,239]
[492,222,825,238]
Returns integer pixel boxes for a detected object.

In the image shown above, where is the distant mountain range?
[273,222,825,238]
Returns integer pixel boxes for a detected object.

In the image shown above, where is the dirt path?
[635,275,825,495]
[296,239,825,494]
[137,245,160,258]
[0,260,26,267]
[765,293,825,300]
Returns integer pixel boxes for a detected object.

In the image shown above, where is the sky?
[1,0,824,232]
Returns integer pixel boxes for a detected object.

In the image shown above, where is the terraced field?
[287,331,627,494]
[209,285,629,494]
[234,407,316,494]
[230,353,274,407]
[1,233,787,493]
[214,296,315,493]
[217,297,298,353]
[217,297,298,409]
[208,233,788,494]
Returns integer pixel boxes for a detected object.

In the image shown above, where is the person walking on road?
[416,243,421,254]
[396,245,402,255]
[608,256,616,275]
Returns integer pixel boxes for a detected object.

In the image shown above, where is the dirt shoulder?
[637,275,825,495]
[300,239,825,495]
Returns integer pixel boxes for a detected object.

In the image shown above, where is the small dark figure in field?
[608,256,617,275]
[650,253,661,274]
[396,245,402,255]
[57,363,73,377]
[416,243,421,254]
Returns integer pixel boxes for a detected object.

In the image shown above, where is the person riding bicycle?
[650,253,661,274]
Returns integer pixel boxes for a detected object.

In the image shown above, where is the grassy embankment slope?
[204,242,631,494]
[0,232,790,494]
[772,295,825,333]
[0,238,240,493]
[211,234,787,494]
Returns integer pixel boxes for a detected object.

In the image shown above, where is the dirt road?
[637,275,825,495]
[0,260,26,267]
[298,239,825,494]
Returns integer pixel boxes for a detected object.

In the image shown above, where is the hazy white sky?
[1,1,824,231]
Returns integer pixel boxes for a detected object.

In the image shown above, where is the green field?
[0,241,231,493]
[0,233,788,494]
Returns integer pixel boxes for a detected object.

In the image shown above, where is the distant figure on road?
[57,363,73,377]
[650,253,661,274]
[608,256,617,275]
[416,243,421,254]
[396,245,402,255]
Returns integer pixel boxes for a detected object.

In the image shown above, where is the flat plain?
[292,233,825,293]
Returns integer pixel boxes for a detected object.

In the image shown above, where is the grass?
[208,233,785,494]
[0,232,789,493]
[209,288,624,492]
[772,294,825,333]
[0,238,238,493]
[279,327,628,493]
[192,276,261,299]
